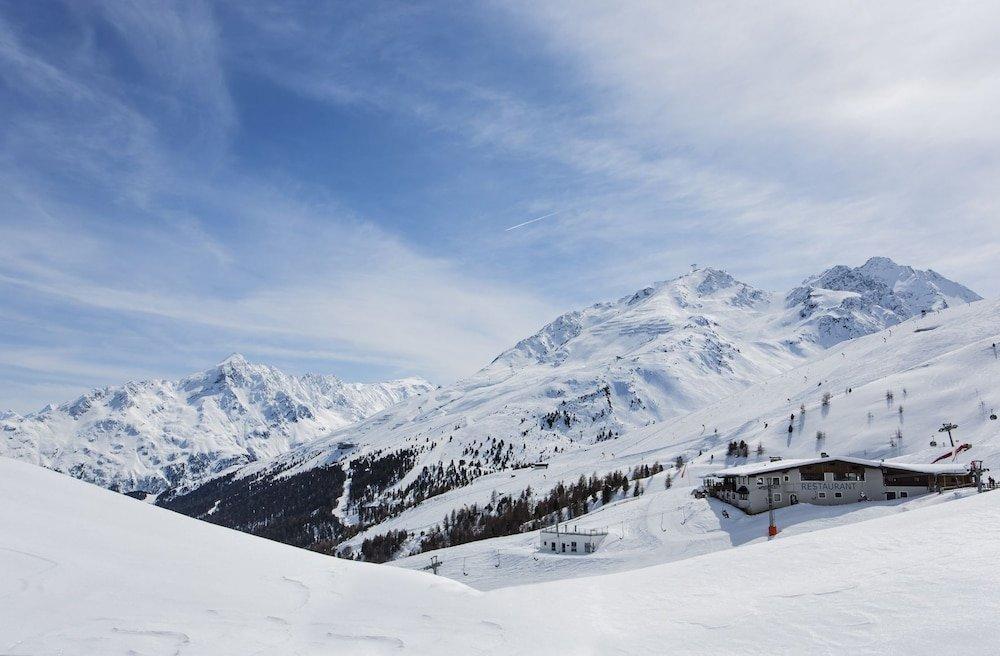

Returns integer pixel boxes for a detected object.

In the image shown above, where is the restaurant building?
[704,456,974,515]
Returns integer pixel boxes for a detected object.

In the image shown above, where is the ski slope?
[3,456,1000,655]
[391,467,979,590]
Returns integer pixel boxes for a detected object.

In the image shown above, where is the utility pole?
[765,478,778,539]
[939,422,959,447]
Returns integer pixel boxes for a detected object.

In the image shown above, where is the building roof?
[539,527,608,537]
[706,456,969,478]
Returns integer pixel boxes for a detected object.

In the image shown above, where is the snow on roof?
[707,456,969,478]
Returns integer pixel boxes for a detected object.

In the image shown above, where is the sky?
[1,1,999,413]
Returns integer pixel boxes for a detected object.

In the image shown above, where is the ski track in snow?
[281,576,311,611]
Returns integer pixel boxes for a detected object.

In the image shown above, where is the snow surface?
[3,456,1000,655]
[390,465,980,591]
[0,355,432,493]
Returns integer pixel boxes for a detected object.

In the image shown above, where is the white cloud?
[489,1,1000,294]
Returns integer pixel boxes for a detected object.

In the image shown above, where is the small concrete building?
[705,456,974,515]
[539,524,608,554]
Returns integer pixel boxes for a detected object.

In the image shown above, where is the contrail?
[505,209,562,231]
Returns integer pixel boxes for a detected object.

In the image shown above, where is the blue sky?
[2,1,999,412]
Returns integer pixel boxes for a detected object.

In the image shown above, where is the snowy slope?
[159,259,982,560]
[3,456,1000,655]
[0,355,432,493]
[391,465,980,590]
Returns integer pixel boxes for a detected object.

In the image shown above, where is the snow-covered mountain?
[158,258,984,560]
[784,256,981,346]
[0,355,432,493]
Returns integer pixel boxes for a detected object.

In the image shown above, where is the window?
[571,542,577,553]
[784,475,790,482]
[834,492,843,498]
[585,544,592,553]
[799,465,825,481]
[818,492,827,499]
[757,477,764,485]
[900,491,908,498]
[883,473,928,487]
[772,493,782,502]
[771,477,780,486]
[551,543,555,552]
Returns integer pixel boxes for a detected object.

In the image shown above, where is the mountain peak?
[860,255,900,268]
[219,353,250,367]
[789,256,981,347]
[686,267,738,295]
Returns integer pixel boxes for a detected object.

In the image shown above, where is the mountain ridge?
[0,356,433,493]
